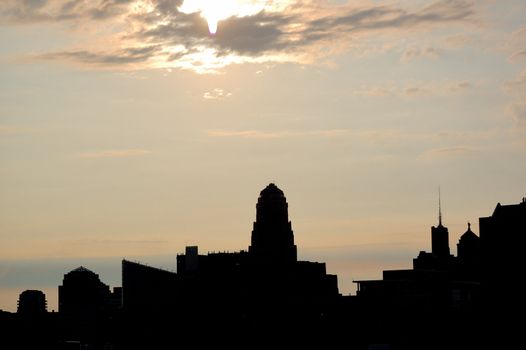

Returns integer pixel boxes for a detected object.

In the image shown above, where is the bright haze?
[1,0,525,311]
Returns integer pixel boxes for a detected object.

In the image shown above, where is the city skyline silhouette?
[2,1,526,349]
[2,183,524,349]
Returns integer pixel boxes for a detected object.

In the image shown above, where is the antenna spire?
[438,186,442,226]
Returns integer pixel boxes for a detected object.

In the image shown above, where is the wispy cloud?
[510,102,526,126]
[420,146,476,160]
[206,128,359,139]
[206,128,497,145]
[510,50,526,62]
[0,0,135,23]
[78,149,151,158]
[354,86,394,97]
[38,46,163,66]
[504,27,526,63]
[1,0,477,73]
[0,124,38,135]
[203,88,232,100]
[505,69,526,128]
[443,33,470,48]
[400,46,441,63]
[448,80,472,92]
[404,80,474,96]
[404,86,429,96]
[506,69,526,90]
[206,129,284,139]
[355,80,474,98]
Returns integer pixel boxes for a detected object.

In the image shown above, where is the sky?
[1,0,525,312]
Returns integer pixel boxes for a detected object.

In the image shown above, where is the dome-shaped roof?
[459,223,479,242]
[260,183,284,198]
[63,266,100,283]
[71,266,93,273]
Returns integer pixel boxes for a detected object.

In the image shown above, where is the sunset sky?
[1,0,525,311]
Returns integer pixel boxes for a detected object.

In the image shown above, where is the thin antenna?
[438,186,442,226]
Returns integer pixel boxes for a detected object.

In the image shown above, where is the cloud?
[448,80,472,92]
[0,124,37,135]
[510,102,526,126]
[78,149,151,158]
[505,27,526,62]
[206,128,358,139]
[443,33,470,48]
[404,86,429,96]
[420,146,476,159]
[506,69,526,88]
[2,0,477,73]
[510,50,526,62]
[38,45,162,66]
[206,129,284,139]
[207,0,476,57]
[355,80,474,97]
[203,88,232,100]
[354,86,394,97]
[404,81,473,96]
[505,68,526,117]
[400,46,441,62]
[206,128,498,146]
[206,128,416,146]
[0,0,136,23]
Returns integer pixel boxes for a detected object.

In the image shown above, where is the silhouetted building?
[17,290,47,315]
[353,197,526,348]
[108,287,122,310]
[249,183,298,263]
[122,260,177,312]
[479,198,526,346]
[457,223,479,259]
[479,198,526,279]
[7,185,521,349]
[432,220,450,257]
[59,266,111,318]
[120,183,339,347]
[355,197,486,350]
[457,223,481,281]
[413,198,454,271]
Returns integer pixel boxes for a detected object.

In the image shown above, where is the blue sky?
[1,0,525,311]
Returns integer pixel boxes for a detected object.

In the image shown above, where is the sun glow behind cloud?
[179,0,269,34]
[0,0,480,73]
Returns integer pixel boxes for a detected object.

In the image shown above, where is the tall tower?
[249,183,297,263]
[432,188,450,257]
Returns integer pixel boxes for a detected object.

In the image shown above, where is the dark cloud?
[295,0,474,47]
[131,0,475,58]
[202,12,292,55]
[225,0,472,56]
[3,0,477,70]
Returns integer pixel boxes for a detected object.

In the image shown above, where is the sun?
[201,5,222,35]
[179,0,267,35]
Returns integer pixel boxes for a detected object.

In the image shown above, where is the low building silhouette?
[58,266,118,348]
[59,266,111,317]
[17,290,47,316]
